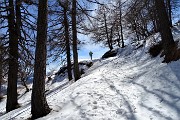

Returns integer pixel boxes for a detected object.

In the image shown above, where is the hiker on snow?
[89,51,93,60]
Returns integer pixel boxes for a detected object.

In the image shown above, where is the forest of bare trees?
[0,0,180,119]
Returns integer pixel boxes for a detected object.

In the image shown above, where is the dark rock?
[55,66,67,76]
[79,61,93,68]
[102,49,118,58]
[80,68,85,75]
[149,42,163,57]
[86,62,93,67]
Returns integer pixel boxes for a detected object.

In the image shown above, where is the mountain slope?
[0,24,180,120]
[1,44,180,120]
[37,46,180,120]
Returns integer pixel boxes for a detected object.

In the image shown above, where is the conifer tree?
[72,0,80,81]
[155,0,175,62]
[6,0,19,112]
[31,0,51,118]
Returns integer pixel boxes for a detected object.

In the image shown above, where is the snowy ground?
[0,44,180,120]
[0,25,180,120]
[38,47,179,120]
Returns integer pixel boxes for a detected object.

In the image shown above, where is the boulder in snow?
[102,49,118,58]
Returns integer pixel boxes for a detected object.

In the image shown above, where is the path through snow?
[37,50,180,120]
[0,48,180,120]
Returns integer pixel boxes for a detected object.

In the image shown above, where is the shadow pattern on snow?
[124,63,180,120]
[103,76,137,120]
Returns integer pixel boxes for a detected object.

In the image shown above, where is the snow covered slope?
[0,25,180,120]
[37,46,180,120]
[0,44,180,120]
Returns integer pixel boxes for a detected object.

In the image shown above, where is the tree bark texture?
[15,0,22,40]
[6,0,19,112]
[119,2,124,48]
[31,0,50,118]
[72,0,80,81]
[155,0,175,61]
[0,46,2,97]
[104,13,113,50]
[166,0,172,27]
[64,7,72,81]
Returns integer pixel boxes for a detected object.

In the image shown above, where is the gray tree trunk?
[31,0,50,118]
[155,0,175,62]
[119,1,124,48]
[104,13,113,50]
[6,0,19,112]
[0,45,2,98]
[166,0,172,27]
[72,0,80,81]
[64,5,72,81]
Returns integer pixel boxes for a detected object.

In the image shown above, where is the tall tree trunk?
[72,0,80,81]
[166,0,172,27]
[132,21,140,41]
[119,2,124,48]
[155,0,175,62]
[104,13,113,50]
[0,45,2,98]
[31,0,50,119]
[152,3,159,33]
[15,0,22,40]
[6,0,19,112]
[117,31,121,47]
[109,26,113,49]
[152,18,158,32]
[120,26,124,48]
[64,7,72,81]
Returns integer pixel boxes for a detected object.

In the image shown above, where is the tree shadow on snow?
[55,92,91,120]
[130,80,180,120]
[103,76,137,120]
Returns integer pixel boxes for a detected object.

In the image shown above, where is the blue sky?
[46,1,108,72]
[47,1,180,73]
[78,34,108,61]
[78,43,108,61]
[47,34,108,72]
